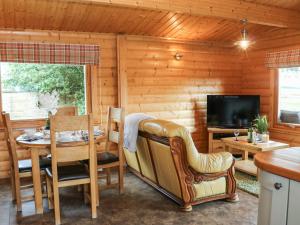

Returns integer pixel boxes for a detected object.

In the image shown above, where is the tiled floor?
[0,172,258,225]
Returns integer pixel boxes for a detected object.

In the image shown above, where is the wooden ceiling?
[244,0,300,11]
[1,0,300,43]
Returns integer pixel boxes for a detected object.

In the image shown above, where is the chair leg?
[90,181,97,219]
[118,164,124,194]
[53,184,61,225]
[10,171,16,202]
[77,185,83,192]
[83,184,89,204]
[46,177,53,210]
[14,176,22,212]
[106,168,111,185]
[41,176,46,195]
[95,174,99,206]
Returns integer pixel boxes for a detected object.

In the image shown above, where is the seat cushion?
[97,152,119,164]
[18,157,52,172]
[45,164,89,182]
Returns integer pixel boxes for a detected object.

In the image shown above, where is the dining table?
[16,133,106,214]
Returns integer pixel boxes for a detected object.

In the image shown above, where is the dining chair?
[45,114,97,225]
[96,107,125,194]
[1,112,50,211]
[55,106,78,116]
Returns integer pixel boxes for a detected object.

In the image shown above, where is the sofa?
[123,119,238,211]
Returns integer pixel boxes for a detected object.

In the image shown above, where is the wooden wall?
[2,29,300,179]
[241,36,300,147]
[0,30,118,178]
[125,36,242,151]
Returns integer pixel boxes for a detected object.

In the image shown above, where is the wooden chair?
[96,107,125,194]
[46,115,97,225]
[55,106,78,116]
[1,112,50,211]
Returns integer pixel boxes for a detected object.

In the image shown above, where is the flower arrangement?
[37,92,59,129]
[253,115,268,134]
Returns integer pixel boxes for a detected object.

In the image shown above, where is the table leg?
[31,149,43,214]
[242,151,249,160]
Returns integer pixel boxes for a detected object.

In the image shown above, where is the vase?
[261,133,270,143]
[257,133,263,141]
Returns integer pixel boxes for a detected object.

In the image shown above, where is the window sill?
[270,125,300,136]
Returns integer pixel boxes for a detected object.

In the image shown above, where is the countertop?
[254,147,300,182]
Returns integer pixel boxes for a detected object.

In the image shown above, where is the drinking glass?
[234,129,240,141]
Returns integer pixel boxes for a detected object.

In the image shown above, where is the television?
[207,95,260,128]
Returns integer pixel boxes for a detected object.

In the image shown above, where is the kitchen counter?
[254,147,300,182]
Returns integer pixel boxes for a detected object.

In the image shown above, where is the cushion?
[138,119,233,173]
[97,152,119,164]
[45,164,89,182]
[18,157,52,173]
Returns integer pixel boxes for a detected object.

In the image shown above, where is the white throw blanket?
[124,113,156,152]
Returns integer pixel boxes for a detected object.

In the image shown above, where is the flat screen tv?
[207,95,260,128]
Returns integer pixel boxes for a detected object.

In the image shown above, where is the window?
[277,67,300,125]
[0,63,86,120]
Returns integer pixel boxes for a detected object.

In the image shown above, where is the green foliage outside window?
[3,63,85,114]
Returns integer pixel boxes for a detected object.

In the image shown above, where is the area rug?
[234,171,259,197]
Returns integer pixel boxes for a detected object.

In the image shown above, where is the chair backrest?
[50,115,95,180]
[56,106,78,116]
[105,107,124,153]
[1,112,19,176]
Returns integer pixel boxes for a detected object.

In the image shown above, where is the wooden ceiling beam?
[60,0,300,29]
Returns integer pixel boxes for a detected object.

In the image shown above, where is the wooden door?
[257,171,289,225]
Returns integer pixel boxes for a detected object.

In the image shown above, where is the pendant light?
[235,19,251,50]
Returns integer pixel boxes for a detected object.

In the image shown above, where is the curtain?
[0,42,100,65]
[266,49,300,68]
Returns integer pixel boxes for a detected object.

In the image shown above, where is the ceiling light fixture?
[235,18,251,50]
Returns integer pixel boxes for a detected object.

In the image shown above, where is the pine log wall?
[1,29,300,179]
[125,37,242,151]
[241,36,300,147]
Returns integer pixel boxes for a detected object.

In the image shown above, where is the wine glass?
[234,129,240,141]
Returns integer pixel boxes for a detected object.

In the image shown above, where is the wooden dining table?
[16,134,105,214]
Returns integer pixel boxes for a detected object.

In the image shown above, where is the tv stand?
[207,127,247,153]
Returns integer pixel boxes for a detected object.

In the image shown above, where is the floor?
[0,172,258,225]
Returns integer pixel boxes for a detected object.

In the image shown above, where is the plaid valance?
[0,42,100,65]
[266,49,300,68]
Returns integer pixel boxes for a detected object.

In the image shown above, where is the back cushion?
[149,140,182,198]
[136,136,156,182]
[123,148,140,173]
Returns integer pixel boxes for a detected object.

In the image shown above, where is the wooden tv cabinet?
[207,127,247,153]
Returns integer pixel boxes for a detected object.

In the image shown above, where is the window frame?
[0,64,96,128]
[273,68,300,131]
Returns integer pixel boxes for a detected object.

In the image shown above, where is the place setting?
[17,126,104,144]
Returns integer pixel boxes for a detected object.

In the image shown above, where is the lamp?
[239,28,250,50]
[235,19,251,50]
[174,52,183,60]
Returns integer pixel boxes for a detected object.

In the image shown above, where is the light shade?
[239,39,250,50]
[238,28,250,50]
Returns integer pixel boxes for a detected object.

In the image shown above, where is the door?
[287,180,300,225]
[258,171,289,225]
